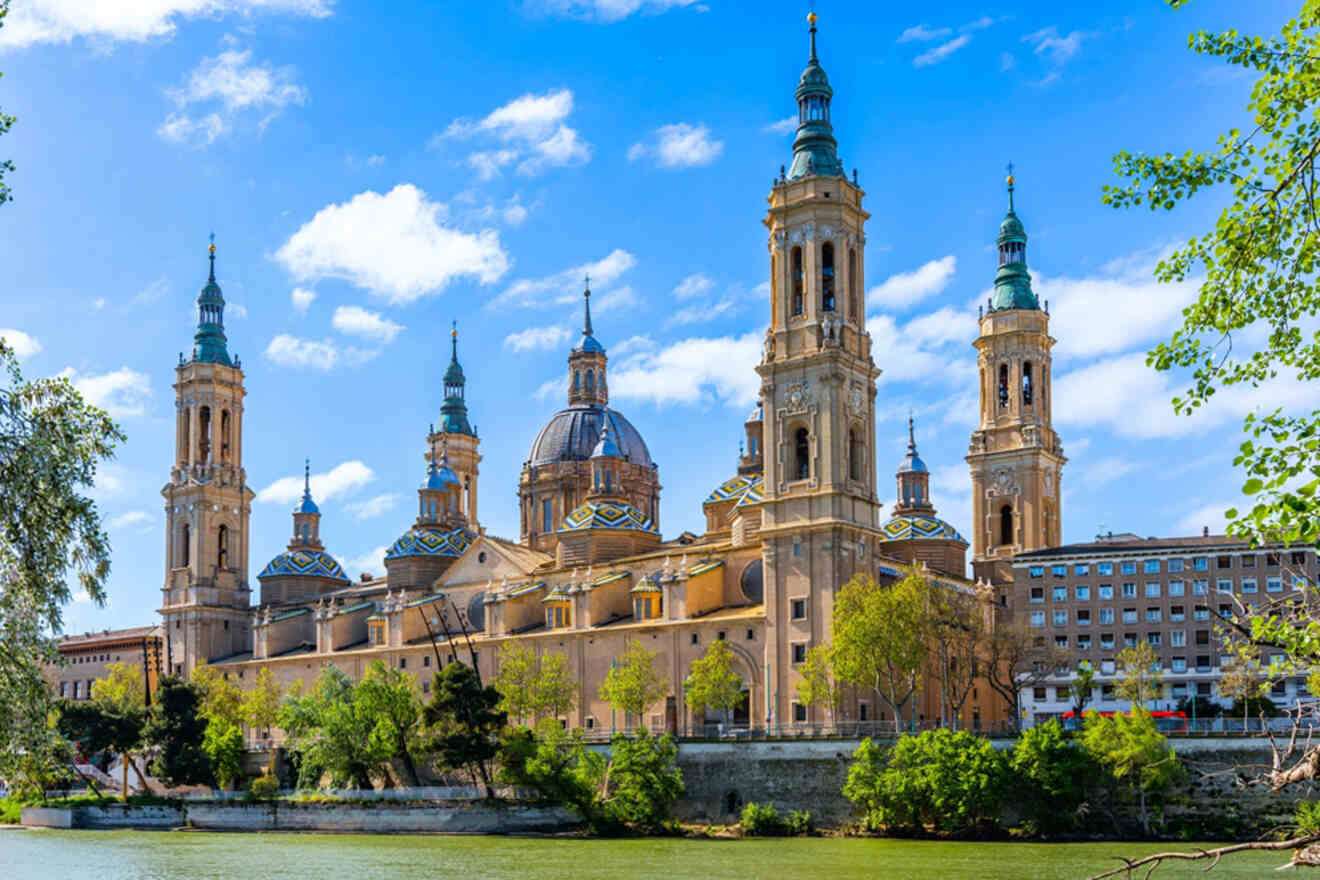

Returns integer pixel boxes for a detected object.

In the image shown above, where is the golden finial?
[807,11,817,25]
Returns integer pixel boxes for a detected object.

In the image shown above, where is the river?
[0,829,1286,878]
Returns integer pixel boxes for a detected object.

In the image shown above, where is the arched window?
[604,470,613,493]
[585,370,595,391]
[1000,504,1013,546]
[821,242,835,312]
[300,522,310,543]
[181,523,191,568]
[217,525,229,569]
[791,247,804,316]
[1022,361,1034,405]
[220,410,231,463]
[573,371,580,390]
[998,364,1009,408]
[849,428,863,481]
[795,427,810,481]
[848,248,858,320]
[198,406,211,462]
[180,409,190,465]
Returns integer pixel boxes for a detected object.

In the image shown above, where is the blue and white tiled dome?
[385,525,476,560]
[879,515,966,544]
[558,499,658,534]
[258,549,349,581]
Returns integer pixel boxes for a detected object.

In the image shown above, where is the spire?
[440,320,474,435]
[192,234,233,365]
[989,165,1040,312]
[787,11,844,181]
[297,458,320,514]
[907,413,916,453]
[583,275,593,336]
[899,415,926,474]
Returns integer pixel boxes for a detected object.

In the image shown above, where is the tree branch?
[1086,835,1320,880]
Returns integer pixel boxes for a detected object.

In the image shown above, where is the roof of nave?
[874,553,982,596]
[878,514,967,545]
[258,548,350,582]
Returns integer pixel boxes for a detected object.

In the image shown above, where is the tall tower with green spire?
[429,322,481,530]
[160,236,254,676]
[968,170,1064,586]
[788,12,845,180]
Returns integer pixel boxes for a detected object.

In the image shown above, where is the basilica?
[158,16,1064,733]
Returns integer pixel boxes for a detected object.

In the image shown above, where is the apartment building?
[1010,532,1317,722]
[55,626,164,703]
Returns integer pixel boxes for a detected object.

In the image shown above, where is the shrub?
[1008,719,1096,835]
[786,809,813,836]
[605,730,684,833]
[740,802,785,835]
[249,774,279,799]
[843,731,1008,834]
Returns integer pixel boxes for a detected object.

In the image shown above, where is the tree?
[422,661,505,797]
[1115,642,1164,709]
[923,579,989,729]
[57,698,146,801]
[599,639,668,726]
[92,660,146,713]
[603,729,684,832]
[190,661,242,728]
[202,719,244,791]
[498,724,605,827]
[241,666,283,775]
[1009,719,1097,835]
[983,620,1068,731]
[356,660,424,787]
[144,677,212,787]
[829,571,929,728]
[1218,641,1273,731]
[1072,662,1097,720]
[794,644,840,724]
[0,701,74,799]
[0,329,122,786]
[279,665,379,790]
[492,643,576,725]
[1081,708,1183,837]
[843,729,1008,834]
[684,638,744,724]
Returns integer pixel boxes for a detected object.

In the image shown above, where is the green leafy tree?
[1081,709,1183,837]
[0,703,75,799]
[492,643,577,724]
[202,718,244,791]
[794,644,840,723]
[279,665,379,790]
[604,729,684,832]
[0,1,11,207]
[144,677,212,787]
[843,730,1007,833]
[984,620,1070,732]
[499,724,607,828]
[922,576,989,729]
[829,571,930,728]
[356,660,424,786]
[57,698,147,801]
[1072,662,1097,720]
[599,639,669,726]
[1115,642,1163,709]
[422,661,505,797]
[1008,719,1096,835]
[190,661,243,727]
[0,332,121,786]
[684,638,744,723]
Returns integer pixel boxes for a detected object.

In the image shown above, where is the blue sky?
[0,0,1304,634]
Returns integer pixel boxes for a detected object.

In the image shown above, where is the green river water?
[0,830,1286,879]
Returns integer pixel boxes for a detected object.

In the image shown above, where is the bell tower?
[159,237,254,676]
[427,322,481,529]
[967,173,1066,584]
[757,13,881,727]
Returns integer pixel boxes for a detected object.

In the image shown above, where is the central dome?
[527,404,654,469]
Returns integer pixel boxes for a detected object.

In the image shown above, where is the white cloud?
[274,184,509,304]
[438,89,591,179]
[257,460,374,505]
[962,16,995,32]
[493,248,635,310]
[763,116,796,135]
[159,48,305,146]
[109,511,151,530]
[504,325,570,352]
[263,334,379,370]
[0,328,41,359]
[131,278,170,307]
[533,377,563,402]
[366,154,386,167]
[291,287,316,313]
[869,255,957,310]
[610,330,763,407]
[503,200,529,226]
[1022,26,1086,64]
[345,493,400,521]
[665,298,739,328]
[673,273,714,300]
[1,0,332,49]
[228,303,248,319]
[1176,502,1235,537]
[999,52,1016,72]
[628,123,723,169]
[331,305,405,343]
[914,35,971,68]
[611,334,654,357]
[93,298,107,310]
[1079,457,1140,489]
[342,544,390,578]
[522,0,699,23]
[865,312,977,386]
[898,24,952,43]
[594,285,640,314]
[58,367,152,418]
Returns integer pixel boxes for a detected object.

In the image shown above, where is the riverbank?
[1,829,1291,879]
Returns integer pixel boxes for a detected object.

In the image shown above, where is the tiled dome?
[258,549,349,581]
[528,404,653,469]
[385,525,476,560]
[879,515,967,544]
[704,473,763,506]
[558,500,658,534]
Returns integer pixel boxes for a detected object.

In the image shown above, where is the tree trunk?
[121,753,128,802]
[397,732,420,787]
[1138,782,1150,837]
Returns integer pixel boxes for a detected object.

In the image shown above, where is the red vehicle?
[1058,710,1187,733]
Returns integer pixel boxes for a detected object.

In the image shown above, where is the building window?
[820,242,835,312]
[1169,558,1185,573]
[1053,586,1067,602]
[795,428,810,481]
[198,405,211,462]
[423,655,431,668]
[1217,555,1232,569]
[1098,584,1114,600]
[1242,554,1257,568]
[791,246,804,316]
[1121,561,1137,575]
[691,633,700,645]
[1242,578,1257,594]
[1124,634,1138,648]
[792,643,808,664]
[792,703,807,723]
[1171,657,1187,673]
[1291,551,1308,565]
[1100,634,1115,650]
[1145,582,1161,598]
[1000,504,1013,546]
[1030,587,1044,603]
[1143,559,1160,574]
[1053,610,1067,626]
[1022,361,1033,405]
[1267,577,1283,593]
[1074,563,1089,576]
[1217,578,1233,593]
[1076,609,1091,626]
[217,524,229,570]
[180,523,191,568]
[1098,562,1114,576]
[1054,635,1068,649]
[1078,634,1092,651]
[546,605,569,629]
[1170,605,1185,622]
[400,657,407,669]
[1099,608,1114,624]
[573,370,580,390]
[1029,611,1045,627]
[1193,579,1209,595]
[1169,580,1185,597]
[791,599,807,620]
[1146,607,1161,623]
[1074,585,1090,601]
[1194,605,1210,621]
[1122,608,1138,624]
[1147,633,1161,647]
[998,363,1009,407]
[1052,565,1067,578]
[1032,686,1047,701]
[1193,556,1208,571]
[848,428,863,482]
[1170,630,1186,647]
[746,628,755,641]
[1029,566,1044,578]
[1122,582,1137,598]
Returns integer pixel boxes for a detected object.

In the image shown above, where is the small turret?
[787,12,844,181]
[990,167,1040,312]
[894,416,934,517]
[292,458,322,547]
[193,234,232,365]
[440,321,475,436]
[568,279,608,407]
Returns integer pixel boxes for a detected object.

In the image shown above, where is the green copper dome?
[990,175,1040,312]
[192,236,232,365]
[787,15,845,181]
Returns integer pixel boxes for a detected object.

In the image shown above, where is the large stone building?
[154,16,1044,735]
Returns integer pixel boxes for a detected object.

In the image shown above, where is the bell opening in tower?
[791,247,804,316]
[795,427,810,480]
[821,242,835,312]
